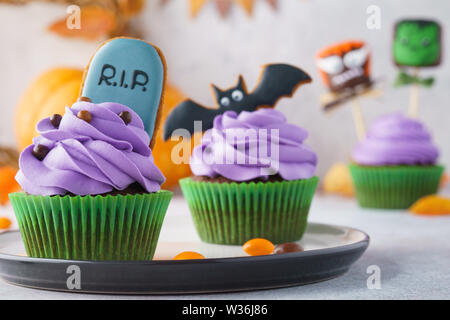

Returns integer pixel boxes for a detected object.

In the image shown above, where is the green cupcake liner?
[9,191,172,261]
[349,164,444,209]
[180,177,319,245]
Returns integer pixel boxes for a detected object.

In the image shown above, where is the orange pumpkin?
[16,68,83,150]
[15,68,194,189]
[152,84,200,189]
[0,166,20,205]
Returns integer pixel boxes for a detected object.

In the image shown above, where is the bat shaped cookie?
[163,64,311,140]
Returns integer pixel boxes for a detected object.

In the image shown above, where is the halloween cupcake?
[10,37,172,260]
[349,113,443,209]
[9,101,172,260]
[180,109,319,245]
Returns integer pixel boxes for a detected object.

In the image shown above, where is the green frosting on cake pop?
[393,19,441,67]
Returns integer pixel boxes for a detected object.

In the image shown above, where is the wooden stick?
[408,68,420,118]
[351,98,366,141]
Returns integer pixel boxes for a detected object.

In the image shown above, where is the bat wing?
[163,99,221,140]
[251,64,312,107]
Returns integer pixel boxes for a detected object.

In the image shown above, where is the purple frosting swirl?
[16,101,165,196]
[352,113,439,166]
[190,109,318,181]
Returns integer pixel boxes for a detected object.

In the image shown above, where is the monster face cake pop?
[393,19,442,118]
[9,38,172,261]
[317,41,372,95]
[316,40,380,141]
[393,19,441,67]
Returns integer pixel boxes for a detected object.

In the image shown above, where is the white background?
[1,0,449,177]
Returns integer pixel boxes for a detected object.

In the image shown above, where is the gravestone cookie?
[80,37,166,147]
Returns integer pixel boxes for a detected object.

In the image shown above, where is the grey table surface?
[1,186,449,300]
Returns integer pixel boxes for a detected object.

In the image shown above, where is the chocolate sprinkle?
[77,110,92,123]
[119,111,132,125]
[78,96,92,102]
[32,144,50,161]
[50,114,62,128]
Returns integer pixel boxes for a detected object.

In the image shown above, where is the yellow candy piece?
[323,163,354,197]
[243,238,275,256]
[409,195,450,216]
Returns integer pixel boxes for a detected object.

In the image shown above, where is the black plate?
[0,223,369,294]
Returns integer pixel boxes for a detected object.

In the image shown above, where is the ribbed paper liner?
[349,164,444,209]
[180,177,319,245]
[9,191,172,261]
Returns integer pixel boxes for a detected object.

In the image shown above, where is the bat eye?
[220,97,230,107]
[316,55,344,75]
[343,46,369,69]
[232,90,244,102]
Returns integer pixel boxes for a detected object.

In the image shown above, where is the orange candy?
[0,217,12,229]
[243,238,275,256]
[173,251,205,260]
[409,195,450,216]
[0,166,20,205]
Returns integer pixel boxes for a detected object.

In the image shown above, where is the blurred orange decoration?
[409,195,450,216]
[161,0,277,18]
[2,0,145,40]
[15,68,196,189]
[441,172,449,189]
[323,163,354,197]
[0,166,20,206]
[48,6,119,40]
